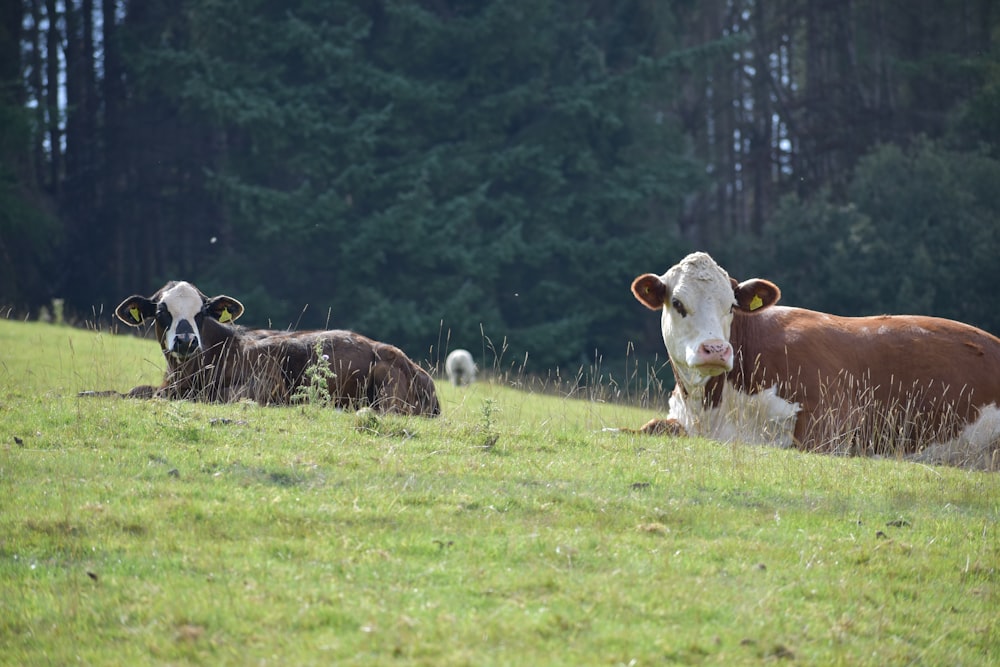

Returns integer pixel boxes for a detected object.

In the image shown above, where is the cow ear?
[632,274,667,310]
[115,296,156,326]
[204,296,244,323]
[734,279,781,313]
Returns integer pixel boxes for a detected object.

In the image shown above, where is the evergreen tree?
[752,139,1000,335]
[9,0,1000,375]
[149,0,695,370]
[0,0,58,312]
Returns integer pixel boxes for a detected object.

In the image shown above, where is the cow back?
[729,306,1000,453]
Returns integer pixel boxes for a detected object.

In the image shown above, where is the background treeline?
[2,0,999,374]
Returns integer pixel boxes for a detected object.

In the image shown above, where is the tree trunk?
[44,0,61,197]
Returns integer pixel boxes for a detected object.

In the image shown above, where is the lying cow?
[101,281,440,416]
[445,349,477,386]
[629,252,1000,467]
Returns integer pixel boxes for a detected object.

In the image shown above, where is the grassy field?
[1,318,997,666]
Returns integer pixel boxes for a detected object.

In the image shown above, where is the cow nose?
[695,339,733,367]
[172,334,199,357]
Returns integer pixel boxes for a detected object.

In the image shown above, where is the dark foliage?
[4,0,1000,374]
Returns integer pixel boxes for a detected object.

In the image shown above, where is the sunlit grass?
[0,319,997,666]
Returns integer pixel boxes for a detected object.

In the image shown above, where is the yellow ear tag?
[219,307,232,323]
[749,295,763,311]
[129,306,141,322]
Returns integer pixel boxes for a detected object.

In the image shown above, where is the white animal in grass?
[445,349,477,386]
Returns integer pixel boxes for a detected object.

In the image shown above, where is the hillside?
[0,319,996,665]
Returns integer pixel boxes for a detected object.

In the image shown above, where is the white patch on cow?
[909,404,1000,470]
[445,349,477,386]
[669,381,801,447]
[160,281,205,356]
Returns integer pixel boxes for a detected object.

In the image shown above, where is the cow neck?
[669,358,726,411]
[201,317,239,345]
[163,319,234,375]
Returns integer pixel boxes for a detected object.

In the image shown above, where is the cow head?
[632,252,780,389]
[115,281,245,361]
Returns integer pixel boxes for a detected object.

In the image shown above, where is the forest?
[2,0,999,374]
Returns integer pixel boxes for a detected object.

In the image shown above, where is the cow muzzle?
[692,339,733,375]
[168,320,201,359]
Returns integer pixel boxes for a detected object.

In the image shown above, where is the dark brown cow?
[629,252,1000,468]
[103,281,440,416]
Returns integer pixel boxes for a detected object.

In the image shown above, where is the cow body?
[111,281,440,416]
[631,253,1000,468]
[445,349,477,386]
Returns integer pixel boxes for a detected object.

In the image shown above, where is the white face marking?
[659,253,736,388]
[159,282,205,358]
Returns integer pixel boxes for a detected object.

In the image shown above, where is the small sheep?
[445,349,477,386]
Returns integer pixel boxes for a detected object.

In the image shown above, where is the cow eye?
[155,306,172,327]
[671,298,687,317]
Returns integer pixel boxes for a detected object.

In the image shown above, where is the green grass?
[1,319,997,666]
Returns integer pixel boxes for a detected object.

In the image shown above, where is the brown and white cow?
[105,281,440,416]
[630,252,1000,468]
